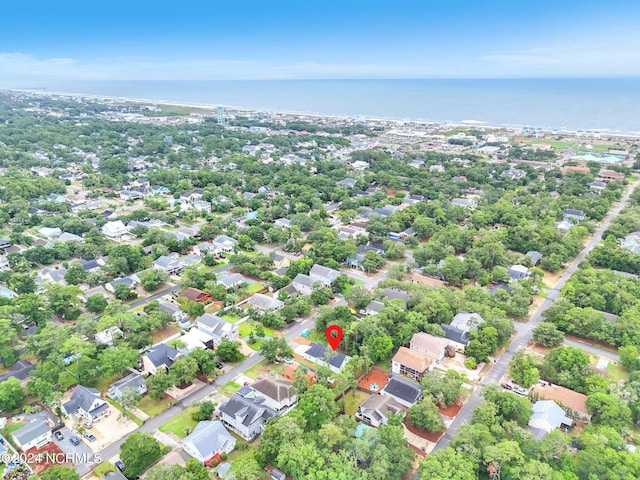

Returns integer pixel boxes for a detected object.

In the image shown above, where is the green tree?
[363,334,394,362]
[191,400,216,421]
[14,293,50,326]
[0,319,19,367]
[40,465,80,480]
[170,355,199,387]
[120,432,167,478]
[114,282,136,301]
[86,294,108,313]
[408,397,445,432]
[586,392,632,429]
[619,345,640,371]
[216,339,244,362]
[532,322,565,347]
[138,269,169,292]
[509,351,540,388]
[0,377,25,411]
[345,284,372,309]
[418,448,477,480]
[146,370,174,399]
[297,383,339,431]
[420,370,465,407]
[98,346,140,377]
[120,387,142,417]
[189,348,218,374]
[228,452,263,480]
[259,337,294,363]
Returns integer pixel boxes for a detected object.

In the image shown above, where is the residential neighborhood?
[0,91,637,480]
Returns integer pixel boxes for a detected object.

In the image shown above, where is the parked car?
[500,383,513,391]
[115,461,125,473]
[283,357,294,364]
[54,431,64,441]
[513,386,528,396]
[301,329,311,338]
[83,432,96,442]
[82,420,93,429]
[69,436,80,446]
[215,361,224,369]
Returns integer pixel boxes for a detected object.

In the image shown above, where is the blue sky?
[1,0,639,81]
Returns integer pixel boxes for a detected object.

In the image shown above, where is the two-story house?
[219,388,277,440]
[194,313,239,346]
[62,385,110,421]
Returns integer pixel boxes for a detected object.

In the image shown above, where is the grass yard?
[151,324,181,344]
[243,360,286,380]
[246,283,264,295]
[107,400,144,426]
[342,390,371,416]
[342,279,364,296]
[247,338,265,351]
[158,407,198,438]
[1,423,25,436]
[606,361,629,383]
[219,381,242,397]
[221,313,242,323]
[94,462,116,477]
[137,396,170,417]
[239,321,275,338]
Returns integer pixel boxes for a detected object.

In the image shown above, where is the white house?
[219,390,276,440]
[309,264,340,287]
[107,372,147,400]
[12,420,52,451]
[62,385,110,421]
[250,375,298,413]
[102,221,129,238]
[194,313,239,346]
[182,421,236,465]
[94,326,124,346]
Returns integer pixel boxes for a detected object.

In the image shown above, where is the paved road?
[434,177,640,451]
[128,285,180,309]
[563,337,620,361]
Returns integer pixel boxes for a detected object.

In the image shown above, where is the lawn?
[243,360,286,380]
[94,462,116,477]
[239,321,275,338]
[1,423,25,436]
[221,313,242,323]
[138,396,170,417]
[158,407,197,438]
[107,400,143,426]
[247,338,265,351]
[151,324,181,344]
[219,381,242,397]
[342,390,371,416]
[342,279,364,296]
[607,361,629,383]
[246,283,264,295]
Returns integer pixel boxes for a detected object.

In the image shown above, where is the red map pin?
[325,325,343,351]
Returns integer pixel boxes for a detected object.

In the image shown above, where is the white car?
[513,386,528,396]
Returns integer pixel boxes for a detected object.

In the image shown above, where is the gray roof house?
[563,209,586,222]
[384,288,409,307]
[364,300,385,316]
[62,385,110,421]
[381,375,423,408]
[309,264,340,286]
[357,394,405,427]
[13,419,52,451]
[292,273,316,295]
[219,392,277,440]
[217,273,247,290]
[508,264,530,280]
[525,251,543,265]
[250,375,298,413]
[528,400,573,440]
[450,312,485,333]
[247,294,284,313]
[441,324,471,347]
[194,313,239,346]
[143,344,180,375]
[451,198,477,209]
[0,360,35,384]
[212,235,238,254]
[107,371,147,400]
[182,420,236,464]
[302,343,350,373]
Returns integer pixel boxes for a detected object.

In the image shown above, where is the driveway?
[52,426,96,476]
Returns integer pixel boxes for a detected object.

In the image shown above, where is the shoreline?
[4,87,640,139]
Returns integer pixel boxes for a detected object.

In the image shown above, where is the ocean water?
[10,78,640,134]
